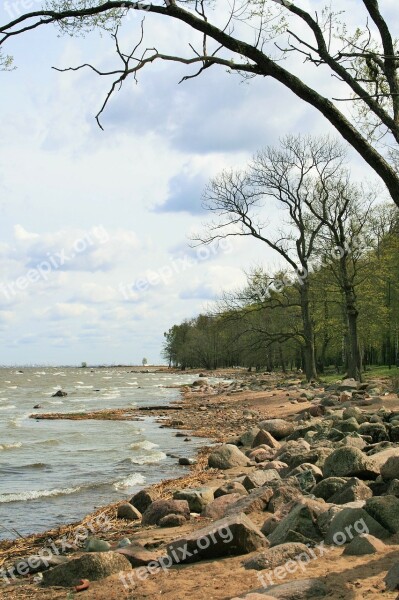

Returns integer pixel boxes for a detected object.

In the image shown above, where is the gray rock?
[42,552,131,587]
[381,455,399,480]
[115,543,161,567]
[267,500,326,547]
[325,507,390,545]
[243,542,312,571]
[173,487,214,512]
[252,578,327,599]
[339,379,359,391]
[384,563,399,591]
[84,538,111,552]
[252,429,281,449]
[10,555,68,577]
[223,486,274,517]
[343,533,386,555]
[214,481,248,498]
[179,457,197,465]
[240,428,261,447]
[167,513,268,562]
[141,499,190,526]
[202,493,243,520]
[208,444,251,469]
[358,422,389,443]
[243,470,280,491]
[365,495,399,533]
[323,446,379,479]
[311,477,348,501]
[327,478,372,504]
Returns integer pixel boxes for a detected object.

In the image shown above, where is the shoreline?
[1,370,399,599]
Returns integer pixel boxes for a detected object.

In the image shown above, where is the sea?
[0,367,214,541]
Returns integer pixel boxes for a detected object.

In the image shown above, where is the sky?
[0,0,397,366]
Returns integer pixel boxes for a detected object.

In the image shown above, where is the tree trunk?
[300,283,318,381]
[345,289,362,382]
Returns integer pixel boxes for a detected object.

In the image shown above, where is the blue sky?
[0,0,396,365]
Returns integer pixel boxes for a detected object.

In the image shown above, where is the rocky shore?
[2,371,399,599]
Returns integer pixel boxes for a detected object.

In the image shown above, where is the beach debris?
[75,578,90,592]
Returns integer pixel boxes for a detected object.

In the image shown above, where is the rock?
[258,419,295,440]
[323,446,379,479]
[343,533,386,555]
[52,390,67,397]
[293,470,318,493]
[275,440,310,464]
[384,563,399,591]
[252,578,327,599]
[340,391,352,403]
[214,482,248,498]
[339,435,367,450]
[381,455,399,480]
[252,430,281,449]
[33,404,43,409]
[325,508,390,545]
[243,542,312,571]
[173,487,214,513]
[192,379,206,386]
[268,485,303,513]
[267,500,326,547]
[224,487,274,516]
[259,461,288,472]
[208,444,251,469]
[179,457,197,465]
[117,504,141,521]
[336,417,360,433]
[11,555,68,576]
[249,448,277,463]
[167,513,267,563]
[115,543,161,567]
[288,463,323,482]
[240,428,261,447]
[141,499,190,526]
[339,379,359,391]
[311,477,347,501]
[358,422,389,443]
[202,493,243,520]
[371,447,399,470]
[42,552,131,587]
[327,478,372,504]
[285,448,332,471]
[387,479,399,497]
[342,407,365,422]
[243,470,280,491]
[365,495,399,533]
[159,514,187,527]
[84,538,111,552]
[129,489,154,514]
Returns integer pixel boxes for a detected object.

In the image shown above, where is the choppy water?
[0,367,211,540]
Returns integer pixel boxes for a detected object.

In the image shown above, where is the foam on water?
[112,473,145,491]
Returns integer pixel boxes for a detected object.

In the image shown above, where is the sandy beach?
[1,369,399,600]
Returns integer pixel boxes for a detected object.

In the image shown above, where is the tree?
[1,2,399,207]
[142,357,148,366]
[197,135,352,381]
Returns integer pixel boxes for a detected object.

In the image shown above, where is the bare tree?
[1,2,399,206]
[196,135,349,380]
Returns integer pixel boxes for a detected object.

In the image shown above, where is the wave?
[0,486,81,503]
[0,442,22,450]
[130,440,159,451]
[30,438,60,447]
[113,473,145,491]
[121,451,166,465]
[0,405,16,410]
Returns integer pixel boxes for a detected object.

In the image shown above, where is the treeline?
[163,136,399,381]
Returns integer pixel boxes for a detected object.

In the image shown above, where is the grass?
[319,365,399,387]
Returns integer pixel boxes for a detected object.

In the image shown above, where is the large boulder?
[325,507,390,545]
[343,533,386,556]
[251,578,327,599]
[115,543,161,567]
[372,447,399,470]
[42,552,131,587]
[224,486,274,517]
[214,481,248,498]
[141,499,190,526]
[117,504,141,521]
[267,500,326,547]
[380,455,399,480]
[365,495,399,533]
[242,470,280,491]
[258,420,295,440]
[252,430,281,449]
[311,477,347,501]
[202,494,243,520]
[129,489,154,513]
[173,487,214,513]
[323,447,379,479]
[167,513,267,563]
[327,478,372,505]
[358,422,389,443]
[208,444,251,469]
